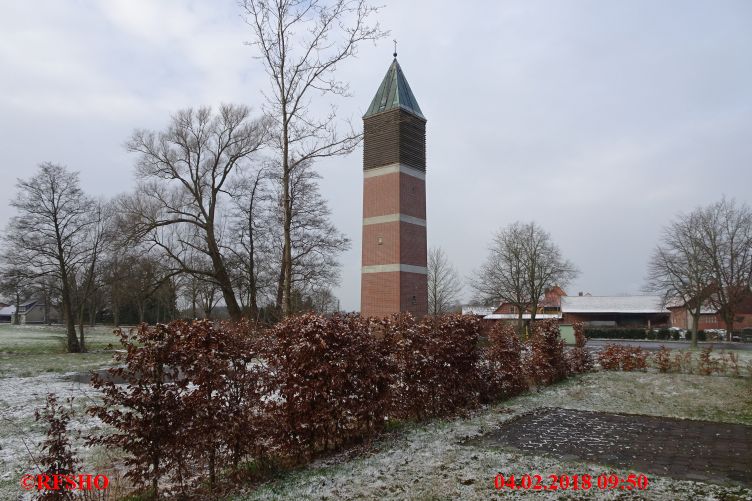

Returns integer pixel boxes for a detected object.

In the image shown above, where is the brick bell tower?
[361,54,427,318]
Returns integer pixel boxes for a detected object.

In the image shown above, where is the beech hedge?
[86,314,583,498]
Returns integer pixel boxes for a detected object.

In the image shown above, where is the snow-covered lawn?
[231,372,752,501]
[0,324,123,356]
[0,324,122,500]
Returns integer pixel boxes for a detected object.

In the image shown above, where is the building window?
[377,236,383,245]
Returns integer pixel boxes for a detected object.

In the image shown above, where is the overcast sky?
[1,0,751,311]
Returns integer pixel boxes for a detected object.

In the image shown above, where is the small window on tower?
[411,295,417,305]
[377,236,383,245]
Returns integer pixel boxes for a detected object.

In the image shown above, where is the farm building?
[667,295,752,331]
[560,295,669,327]
[0,298,58,324]
[465,292,670,329]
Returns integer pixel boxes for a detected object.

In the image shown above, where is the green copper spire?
[364,58,424,119]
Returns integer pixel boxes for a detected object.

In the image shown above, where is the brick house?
[668,294,752,332]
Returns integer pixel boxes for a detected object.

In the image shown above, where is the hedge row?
[85,315,588,498]
[585,327,704,341]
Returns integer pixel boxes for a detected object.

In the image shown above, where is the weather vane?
[393,39,397,58]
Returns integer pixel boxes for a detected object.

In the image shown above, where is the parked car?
[741,328,752,342]
[704,329,727,341]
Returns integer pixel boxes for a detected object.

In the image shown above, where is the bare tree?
[242,0,386,316]
[309,287,338,314]
[124,105,267,321]
[471,221,578,336]
[696,198,752,339]
[428,247,462,315]
[276,161,350,309]
[646,209,712,348]
[1,163,95,352]
[228,166,275,319]
[70,200,111,350]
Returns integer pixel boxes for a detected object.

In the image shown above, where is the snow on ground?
[0,324,120,500]
[2,324,751,500]
[0,372,111,500]
[231,372,752,501]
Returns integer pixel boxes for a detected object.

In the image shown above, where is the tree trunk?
[112,296,120,328]
[205,230,242,321]
[61,283,80,353]
[281,111,293,317]
[13,290,20,326]
[516,312,525,339]
[275,262,285,311]
[247,184,260,320]
[724,317,734,343]
[690,309,700,349]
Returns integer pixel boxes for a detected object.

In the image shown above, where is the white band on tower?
[363,163,426,180]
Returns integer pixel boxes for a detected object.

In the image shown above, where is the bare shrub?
[654,346,672,373]
[672,351,693,373]
[698,346,717,375]
[35,394,79,501]
[722,351,740,377]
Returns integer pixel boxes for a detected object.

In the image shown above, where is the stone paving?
[470,407,752,487]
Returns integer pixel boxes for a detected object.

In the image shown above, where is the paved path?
[586,339,752,351]
[470,407,752,487]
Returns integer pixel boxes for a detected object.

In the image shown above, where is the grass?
[0,324,126,378]
[0,323,123,354]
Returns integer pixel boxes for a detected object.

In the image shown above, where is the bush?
[484,322,527,400]
[266,313,392,459]
[175,320,266,485]
[671,331,681,341]
[35,394,80,501]
[646,330,656,340]
[584,327,647,340]
[597,344,648,371]
[89,324,187,499]
[89,321,268,496]
[565,322,593,375]
[384,313,484,419]
[527,319,568,386]
[698,330,707,341]
[698,346,717,375]
[654,346,672,373]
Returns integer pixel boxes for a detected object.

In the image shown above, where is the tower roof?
[364,58,424,120]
